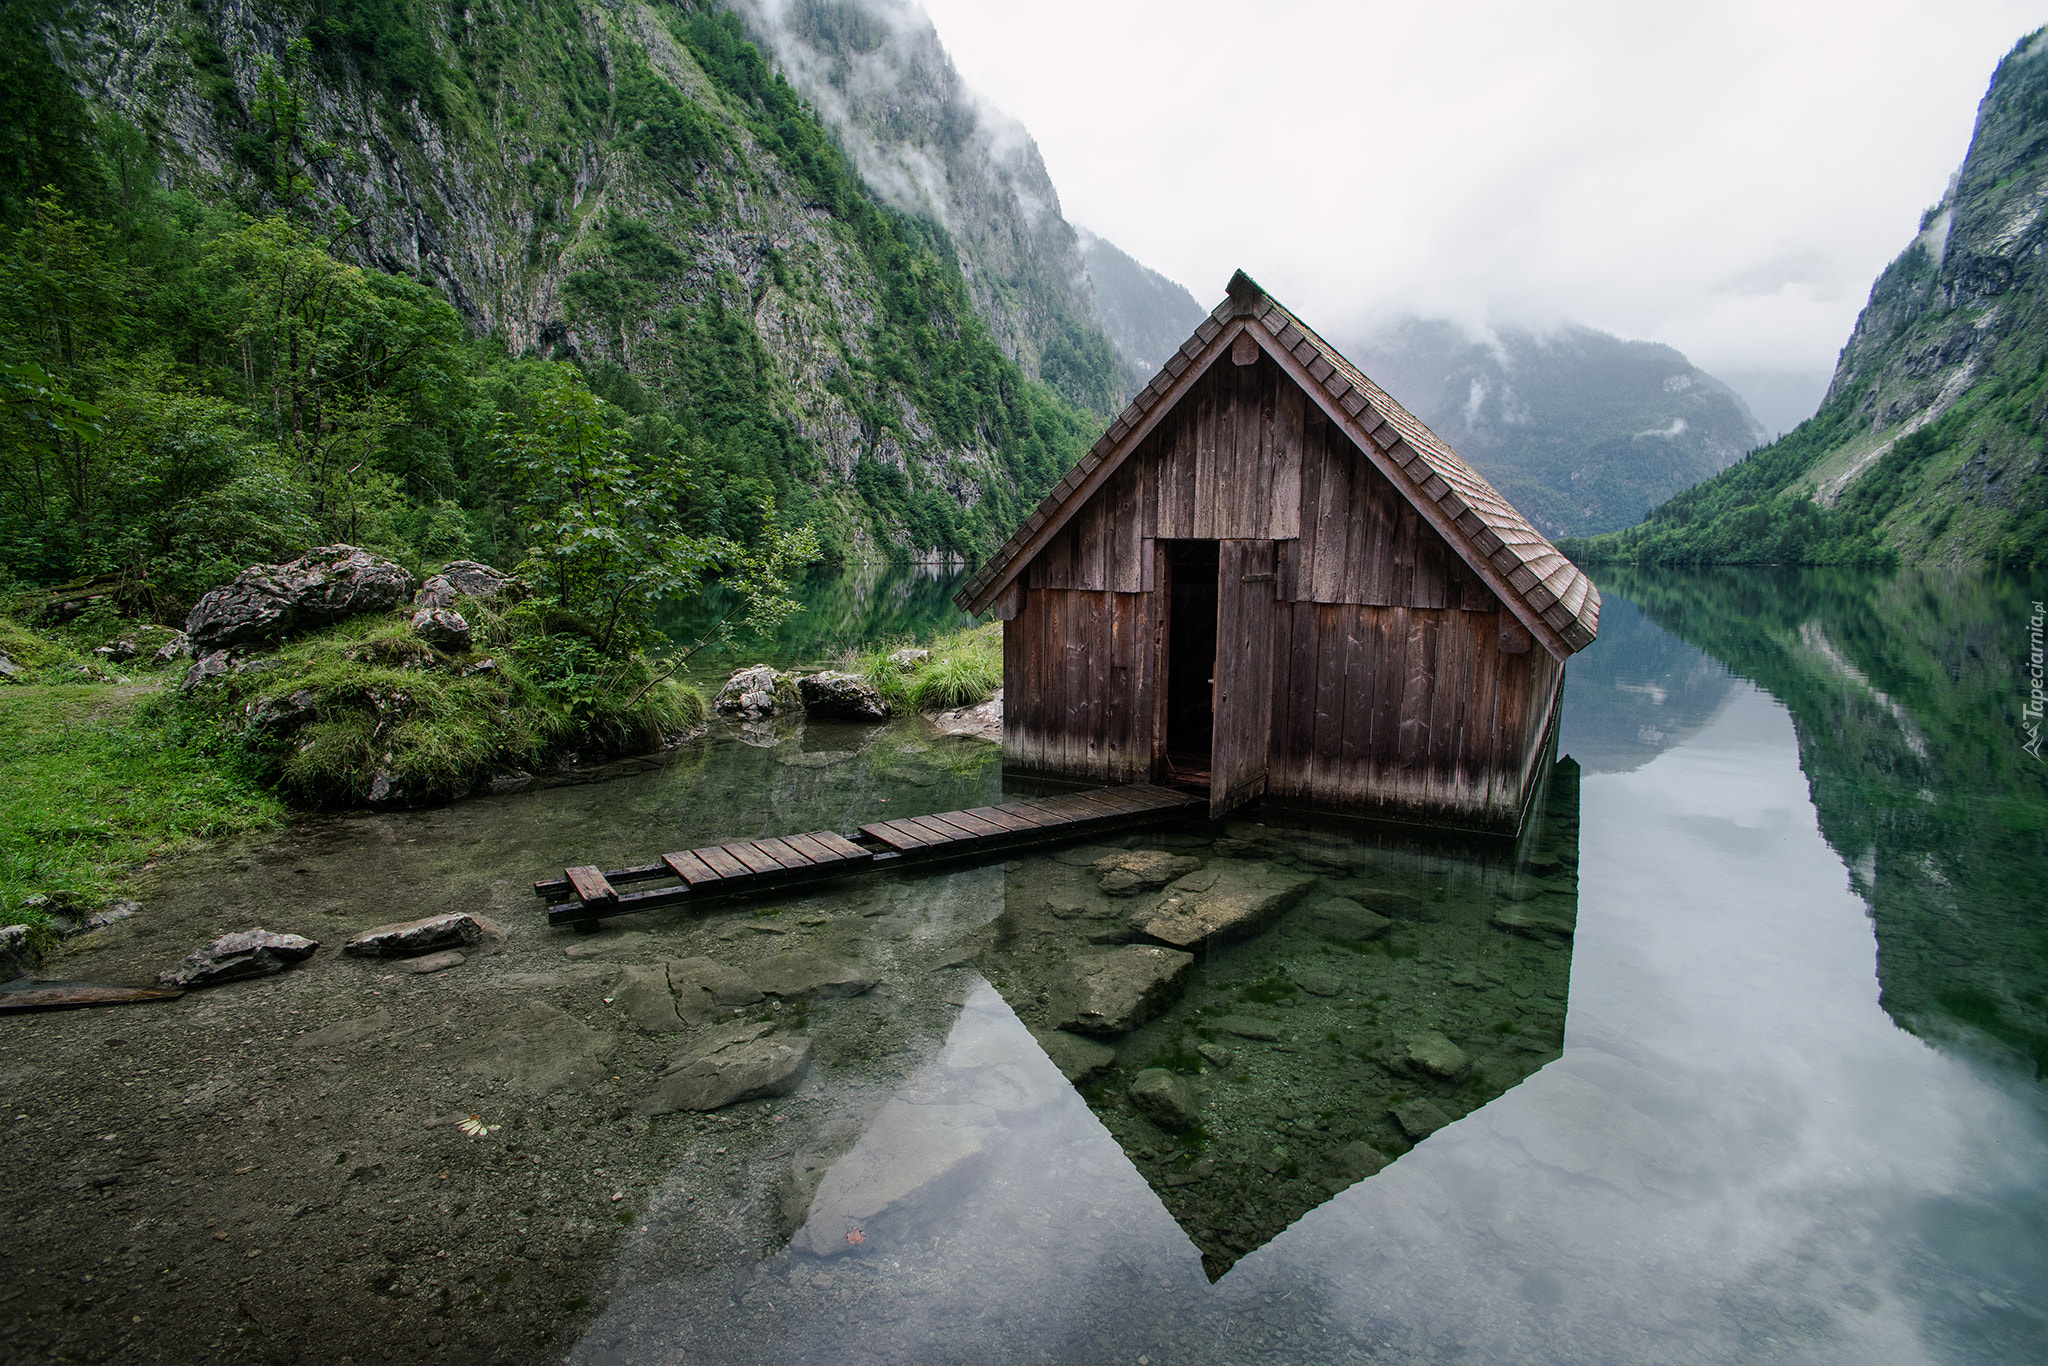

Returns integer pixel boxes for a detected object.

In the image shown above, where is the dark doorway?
[1164,540,1219,781]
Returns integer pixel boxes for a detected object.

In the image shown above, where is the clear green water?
[562,564,2046,1364]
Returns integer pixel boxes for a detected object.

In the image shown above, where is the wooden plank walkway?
[533,784,1202,929]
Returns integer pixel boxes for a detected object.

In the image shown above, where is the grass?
[853,621,1001,712]
[0,682,286,930]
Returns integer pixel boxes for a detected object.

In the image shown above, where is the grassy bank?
[853,621,1001,712]
[0,682,285,932]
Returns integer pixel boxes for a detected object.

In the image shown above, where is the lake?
[10,562,2043,1365]
[564,561,2048,1364]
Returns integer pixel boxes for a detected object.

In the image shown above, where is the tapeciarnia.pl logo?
[2026,600,2045,761]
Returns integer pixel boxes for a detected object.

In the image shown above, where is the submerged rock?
[184,545,417,650]
[1027,1026,1117,1083]
[1128,1068,1202,1131]
[752,951,875,1001]
[1127,862,1316,950]
[790,1097,994,1255]
[1391,1097,1452,1141]
[1094,849,1202,896]
[342,912,504,958]
[639,1022,811,1114]
[158,929,319,988]
[1492,905,1576,940]
[1055,944,1195,1036]
[1395,1030,1469,1079]
[1298,895,1392,941]
[713,664,801,718]
[797,671,891,722]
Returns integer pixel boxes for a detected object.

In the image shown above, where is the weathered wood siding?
[1003,346,1562,831]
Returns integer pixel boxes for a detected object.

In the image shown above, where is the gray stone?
[1325,1140,1390,1183]
[1055,944,1196,1036]
[1354,888,1429,919]
[343,912,504,958]
[1128,1068,1202,1131]
[713,665,801,718]
[404,950,465,974]
[1299,896,1392,941]
[1196,1042,1235,1068]
[610,964,684,1033]
[925,690,1002,741]
[639,1023,810,1114]
[665,957,768,1020]
[1127,862,1317,950]
[0,653,21,683]
[1396,1030,1469,1079]
[797,671,891,722]
[409,607,471,651]
[414,560,523,610]
[0,924,41,980]
[1293,969,1344,997]
[1027,1027,1117,1083]
[752,951,874,1001]
[152,631,190,664]
[1392,1097,1453,1140]
[157,929,320,988]
[247,688,319,733]
[184,545,417,651]
[181,649,235,692]
[1492,906,1576,940]
[1094,850,1202,896]
[1210,1014,1283,1042]
[82,900,140,933]
[790,1098,994,1255]
[885,647,929,672]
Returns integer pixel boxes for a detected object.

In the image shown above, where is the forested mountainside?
[1344,318,1766,540]
[722,0,1130,407]
[0,0,1101,601]
[1572,28,2048,568]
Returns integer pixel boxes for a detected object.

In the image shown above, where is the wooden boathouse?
[953,272,1601,834]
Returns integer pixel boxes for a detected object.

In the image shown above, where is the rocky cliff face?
[720,0,1131,410]
[1588,28,2048,566]
[65,0,1093,556]
[1346,318,1765,539]
[1074,227,1208,377]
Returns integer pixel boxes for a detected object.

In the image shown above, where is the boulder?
[152,631,190,664]
[1,924,42,980]
[885,647,930,672]
[1128,1069,1202,1131]
[1055,944,1195,1036]
[926,690,1002,741]
[1127,862,1317,950]
[414,560,523,610]
[247,687,319,733]
[1391,1097,1452,1141]
[1395,1030,1468,1079]
[343,912,505,958]
[1299,896,1393,942]
[184,546,418,651]
[1026,1027,1117,1083]
[638,1022,811,1114]
[798,671,891,722]
[157,929,319,988]
[1093,850,1202,897]
[752,951,875,1001]
[409,607,472,651]
[713,665,801,718]
[180,649,235,692]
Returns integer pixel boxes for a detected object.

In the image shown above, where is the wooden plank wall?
[1004,345,1556,831]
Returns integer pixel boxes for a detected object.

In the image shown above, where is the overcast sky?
[916,0,2045,380]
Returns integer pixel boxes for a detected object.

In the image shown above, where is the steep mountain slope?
[1343,318,1765,539]
[1576,28,2048,567]
[721,0,1127,410]
[62,0,1094,558]
[1074,227,1208,376]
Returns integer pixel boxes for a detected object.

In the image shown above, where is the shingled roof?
[954,271,1600,659]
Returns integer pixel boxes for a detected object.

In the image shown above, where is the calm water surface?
[570,564,2046,1365]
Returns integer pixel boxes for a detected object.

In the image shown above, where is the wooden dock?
[534,783,1204,929]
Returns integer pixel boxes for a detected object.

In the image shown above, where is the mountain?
[1574,28,2048,568]
[1342,318,1766,540]
[1073,227,1208,376]
[721,0,1129,409]
[38,0,1108,560]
